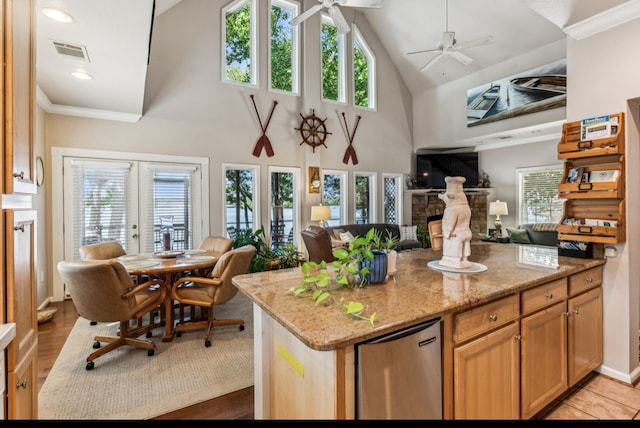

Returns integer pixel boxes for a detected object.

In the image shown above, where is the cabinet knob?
[14,224,25,232]
[515,335,522,341]
[16,379,28,389]
[585,277,593,283]
[573,309,579,315]
[488,314,497,322]
[545,293,553,299]
[13,171,24,179]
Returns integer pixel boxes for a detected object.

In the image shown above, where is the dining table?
[118,249,221,342]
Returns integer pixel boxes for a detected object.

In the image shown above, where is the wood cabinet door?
[520,301,567,419]
[5,209,37,370]
[453,322,520,419]
[568,287,603,386]
[4,0,36,195]
[6,341,37,419]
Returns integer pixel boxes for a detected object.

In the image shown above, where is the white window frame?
[222,0,258,87]
[517,164,564,225]
[268,165,300,247]
[352,24,376,110]
[268,0,300,95]
[354,171,376,224]
[321,169,348,227]
[320,13,346,104]
[382,173,403,225]
[222,163,261,235]
[51,147,210,302]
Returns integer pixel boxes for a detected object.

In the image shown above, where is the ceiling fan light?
[42,7,73,23]
[71,71,93,80]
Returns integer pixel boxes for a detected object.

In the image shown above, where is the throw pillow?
[339,231,354,244]
[507,228,532,244]
[531,223,558,232]
[399,225,417,242]
[332,228,345,240]
[330,237,347,249]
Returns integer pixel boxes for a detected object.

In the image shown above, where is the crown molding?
[36,85,141,123]
[564,0,640,40]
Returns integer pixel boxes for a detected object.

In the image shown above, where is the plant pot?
[362,250,388,284]
[386,250,397,276]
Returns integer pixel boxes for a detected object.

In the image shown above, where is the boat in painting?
[510,74,566,96]
[467,84,500,120]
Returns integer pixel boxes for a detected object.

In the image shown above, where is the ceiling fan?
[407,0,494,72]
[290,0,383,35]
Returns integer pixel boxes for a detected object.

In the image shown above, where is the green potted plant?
[417,224,430,248]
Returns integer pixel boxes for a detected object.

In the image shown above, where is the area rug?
[38,293,254,420]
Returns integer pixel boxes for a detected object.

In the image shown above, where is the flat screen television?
[416,151,479,189]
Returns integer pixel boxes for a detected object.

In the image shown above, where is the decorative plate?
[177,256,216,265]
[184,249,206,255]
[152,250,186,259]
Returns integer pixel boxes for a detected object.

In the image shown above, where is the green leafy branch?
[288,260,377,326]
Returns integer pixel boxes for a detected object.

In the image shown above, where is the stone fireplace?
[410,190,490,240]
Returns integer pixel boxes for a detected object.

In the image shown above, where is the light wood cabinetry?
[557,112,625,243]
[4,209,37,419]
[1,0,38,419]
[450,266,603,420]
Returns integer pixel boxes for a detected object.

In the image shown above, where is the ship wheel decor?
[295,109,331,152]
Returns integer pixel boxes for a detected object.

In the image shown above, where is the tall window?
[321,15,345,103]
[223,0,257,85]
[224,163,259,237]
[517,165,564,224]
[353,25,375,109]
[383,174,402,224]
[269,0,299,94]
[322,169,347,227]
[269,166,300,248]
[355,172,376,224]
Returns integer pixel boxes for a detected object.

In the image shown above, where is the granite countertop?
[232,243,605,351]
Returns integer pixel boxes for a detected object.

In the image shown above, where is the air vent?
[52,40,90,62]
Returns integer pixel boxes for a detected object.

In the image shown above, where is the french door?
[52,148,210,301]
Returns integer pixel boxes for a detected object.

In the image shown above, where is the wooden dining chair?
[428,220,444,251]
[170,245,255,347]
[57,259,167,370]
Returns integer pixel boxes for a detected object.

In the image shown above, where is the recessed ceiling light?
[71,71,92,80]
[42,7,73,23]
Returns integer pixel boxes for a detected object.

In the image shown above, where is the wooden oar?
[341,112,361,165]
[250,95,277,157]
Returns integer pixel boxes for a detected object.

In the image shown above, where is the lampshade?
[489,200,508,217]
[310,205,331,222]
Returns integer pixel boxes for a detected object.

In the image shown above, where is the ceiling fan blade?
[453,35,494,51]
[328,5,351,34]
[290,4,323,26]
[420,53,444,72]
[448,50,474,66]
[339,0,383,8]
[406,47,442,56]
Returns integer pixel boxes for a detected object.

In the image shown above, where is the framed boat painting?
[466,58,566,127]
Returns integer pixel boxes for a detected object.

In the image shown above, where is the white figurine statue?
[438,176,473,269]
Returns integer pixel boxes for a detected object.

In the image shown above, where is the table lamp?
[489,200,508,238]
[310,205,331,228]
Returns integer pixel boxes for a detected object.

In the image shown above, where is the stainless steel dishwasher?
[355,318,442,419]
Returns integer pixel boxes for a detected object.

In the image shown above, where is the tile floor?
[534,372,640,420]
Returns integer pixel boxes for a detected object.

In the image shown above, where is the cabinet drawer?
[453,294,519,343]
[569,266,603,296]
[521,278,568,316]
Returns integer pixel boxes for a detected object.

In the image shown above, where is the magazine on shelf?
[580,115,613,141]
[588,169,618,182]
[566,166,582,183]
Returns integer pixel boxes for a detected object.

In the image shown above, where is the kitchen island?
[232,243,605,419]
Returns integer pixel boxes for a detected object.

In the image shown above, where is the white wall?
[566,18,640,384]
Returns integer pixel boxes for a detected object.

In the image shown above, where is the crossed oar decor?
[250,94,277,158]
[341,112,361,165]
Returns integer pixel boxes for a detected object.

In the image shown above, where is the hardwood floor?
[38,300,640,420]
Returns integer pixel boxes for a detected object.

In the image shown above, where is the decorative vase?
[386,250,397,276]
[362,250,388,284]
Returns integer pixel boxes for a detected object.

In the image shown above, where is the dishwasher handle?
[361,318,440,345]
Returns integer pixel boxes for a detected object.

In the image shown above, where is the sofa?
[325,223,423,252]
[507,223,559,247]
